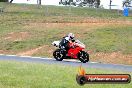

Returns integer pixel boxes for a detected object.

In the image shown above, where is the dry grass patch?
[4,32,30,41]
[91,52,132,65]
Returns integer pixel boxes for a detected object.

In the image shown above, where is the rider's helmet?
[68,33,74,39]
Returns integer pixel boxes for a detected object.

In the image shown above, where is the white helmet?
[68,33,74,39]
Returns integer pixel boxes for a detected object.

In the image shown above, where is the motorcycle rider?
[59,33,75,51]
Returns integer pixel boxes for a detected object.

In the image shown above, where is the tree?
[123,0,132,7]
[37,0,41,5]
[95,0,100,8]
[85,0,95,4]
[10,0,13,3]
[109,0,112,9]
[0,0,8,2]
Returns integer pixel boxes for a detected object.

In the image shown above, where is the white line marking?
[6,55,17,57]
[63,59,80,62]
[0,54,132,66]
[89,62,99,63]
[0,54,82,62]
[18,55,53,60]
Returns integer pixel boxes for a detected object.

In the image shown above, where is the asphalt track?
[0,55,132,72]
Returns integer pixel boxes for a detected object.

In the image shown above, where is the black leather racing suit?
[59,36,74,51]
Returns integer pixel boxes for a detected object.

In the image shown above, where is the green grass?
[83,25,132,54]
[0,61,132,88]
[1,24,131,54]
[0,2,132,22]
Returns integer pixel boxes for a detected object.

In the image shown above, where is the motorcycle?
[52,39,89,63]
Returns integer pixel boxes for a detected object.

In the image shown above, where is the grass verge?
[0,61,132,88]
[0,3,132,65]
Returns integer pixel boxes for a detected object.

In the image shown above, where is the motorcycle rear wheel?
[53,49,65,61]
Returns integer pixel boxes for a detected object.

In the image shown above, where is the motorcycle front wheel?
[78,51,89,63]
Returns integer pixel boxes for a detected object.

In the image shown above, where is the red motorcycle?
[52,40,89,63]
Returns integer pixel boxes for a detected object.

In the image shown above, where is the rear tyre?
[78,51,89,63]
[53,49,65,61]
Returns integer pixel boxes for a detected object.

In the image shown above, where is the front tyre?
[53,49,64,61]
[78,51,89,63]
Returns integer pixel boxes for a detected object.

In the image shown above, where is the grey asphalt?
[0,55,132,72]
